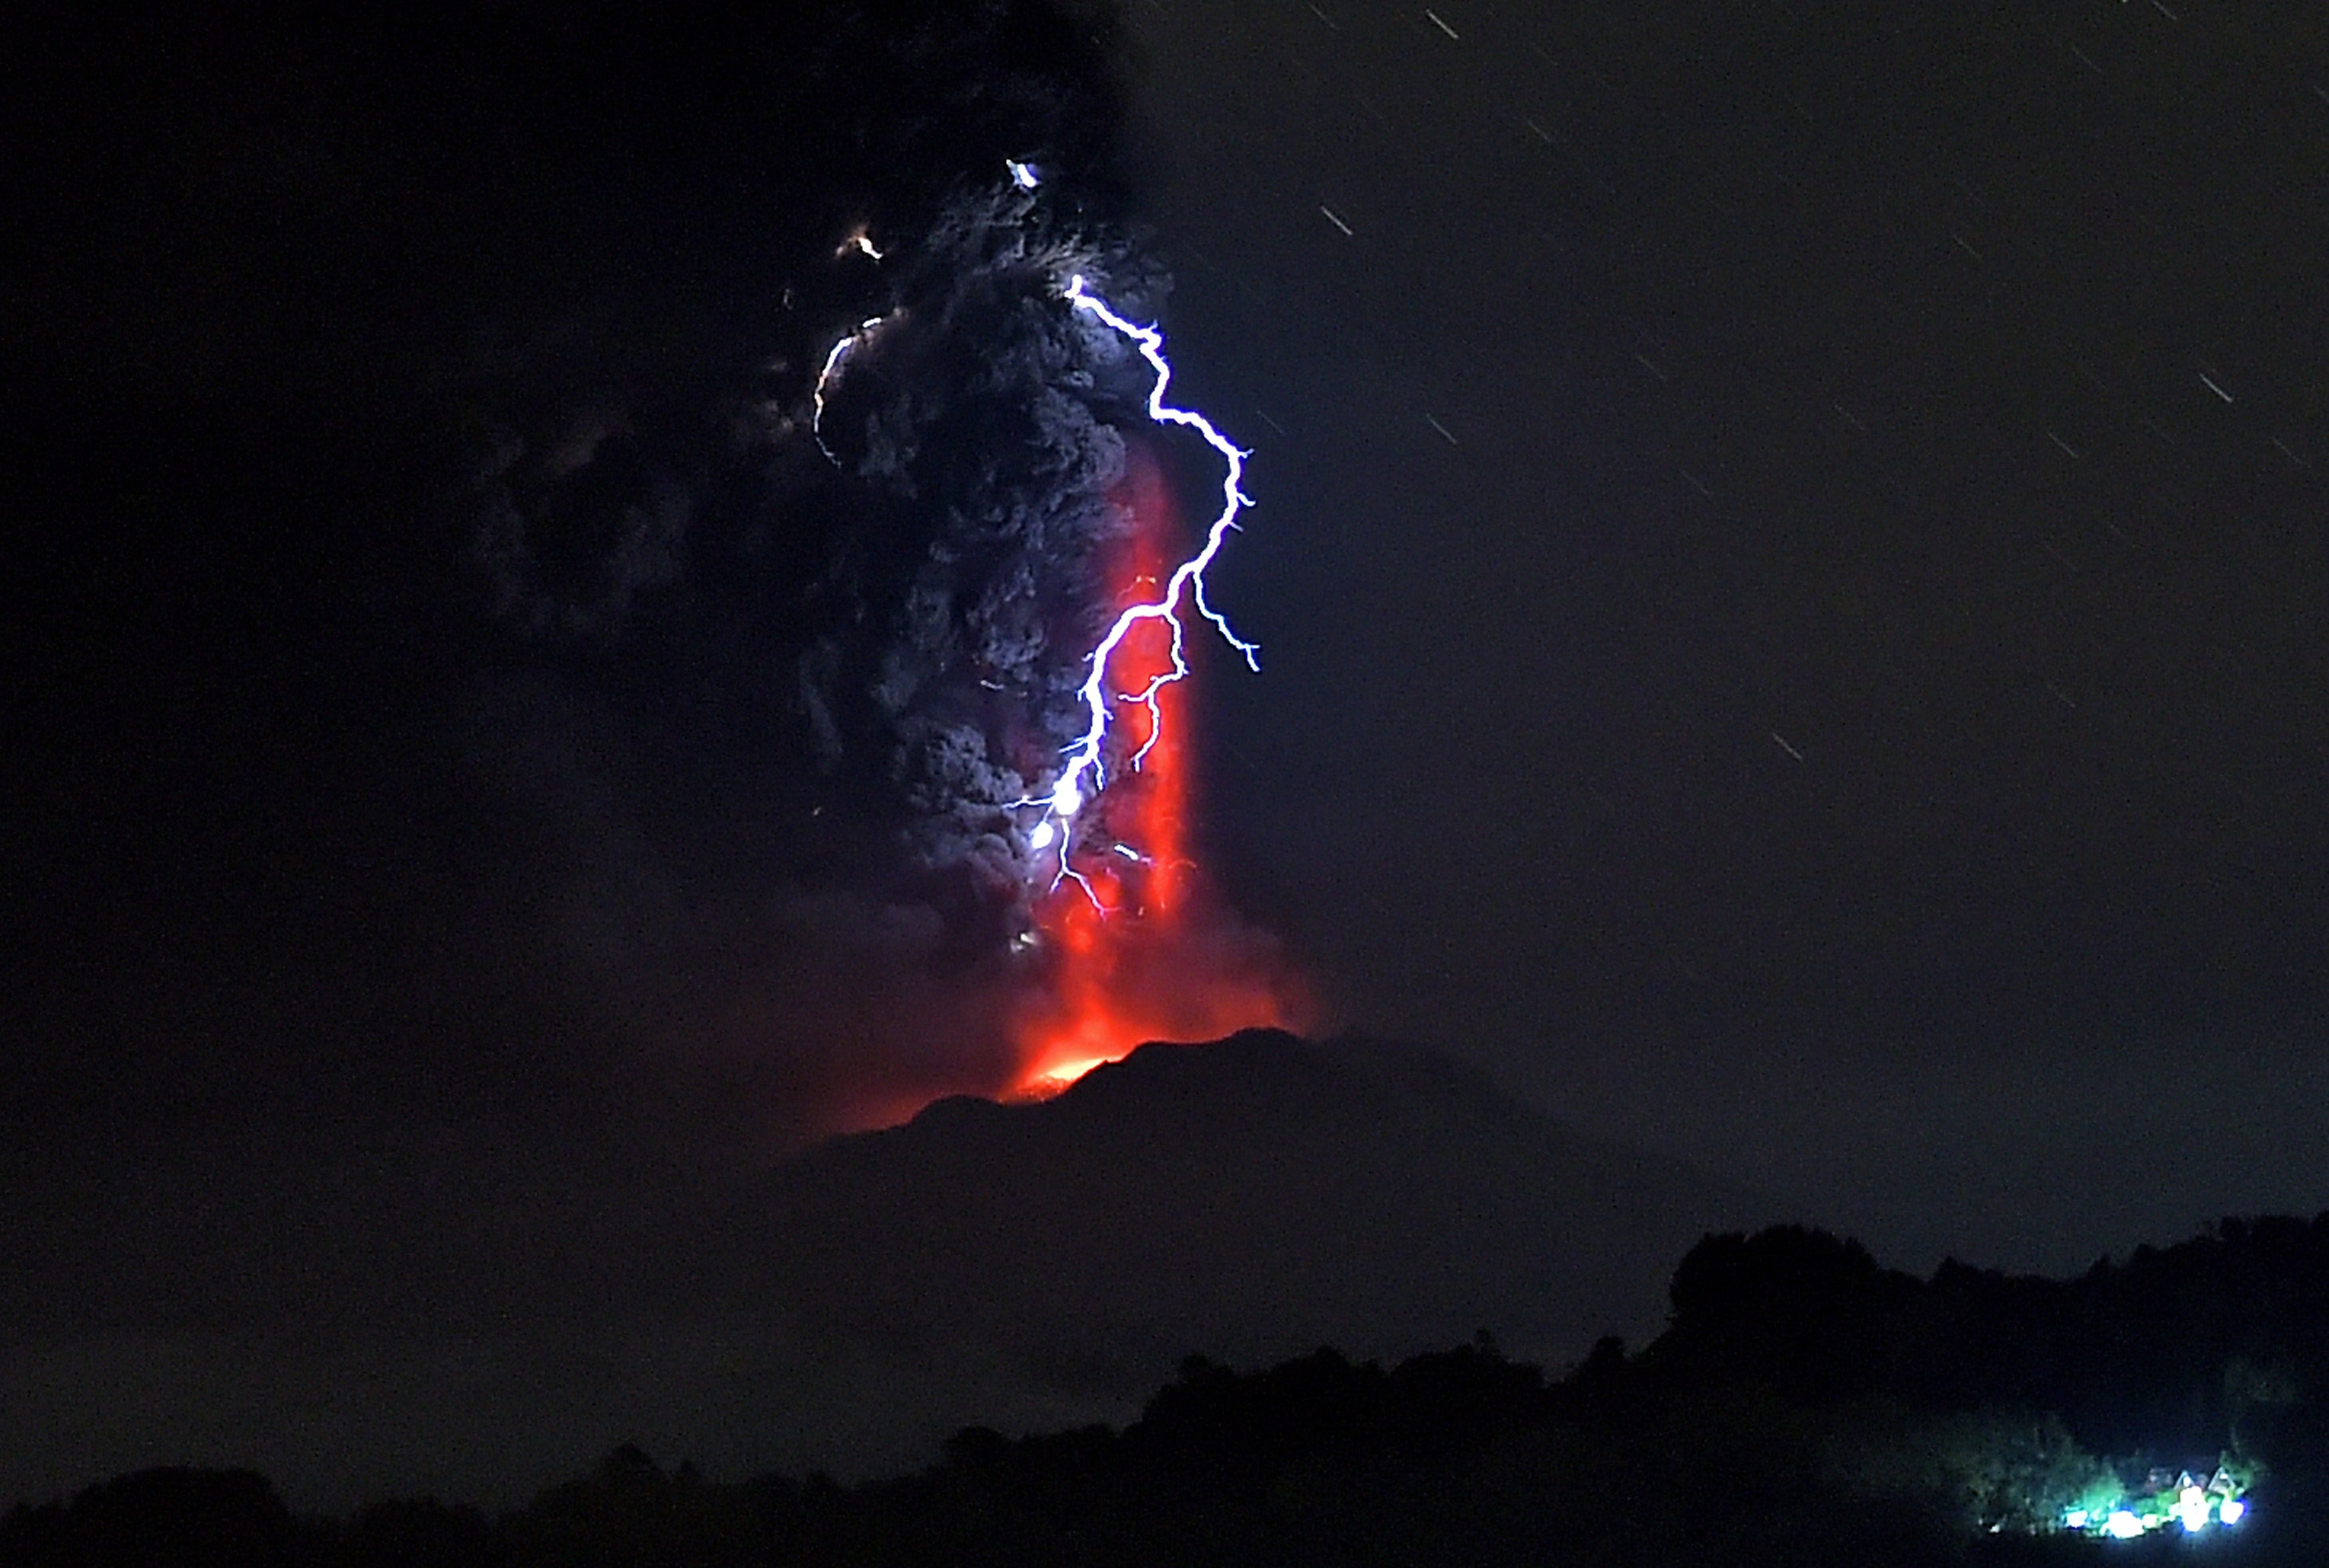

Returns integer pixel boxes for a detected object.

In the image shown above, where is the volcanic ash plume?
[433,0,1308,1130]
[800,184,1145,880]
[802,186,1310,1102]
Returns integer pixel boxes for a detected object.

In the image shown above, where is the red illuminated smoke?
[1007,446,1308,1096]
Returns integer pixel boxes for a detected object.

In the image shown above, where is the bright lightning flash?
[1026,276,1259,899]
[812,314,888,464]
[795,170,1309,1116]
[1003,446,1308,1098]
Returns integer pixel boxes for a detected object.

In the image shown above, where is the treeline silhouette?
[9,1216,2329,1567]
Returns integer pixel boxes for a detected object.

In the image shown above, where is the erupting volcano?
[799,184,1310,1122]
[1007,443,1308,1098]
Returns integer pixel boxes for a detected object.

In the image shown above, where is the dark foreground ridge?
[643,1026,1773,1489]
[759,1027,1765,1376]
[0,1030,1765,1510]
[10,1215,2329,1567]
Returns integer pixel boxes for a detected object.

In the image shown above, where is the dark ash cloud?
[422,5,1174,955]
[797,184,1172,900]
[5,0,1178,1160]
[380,0,1198,1113]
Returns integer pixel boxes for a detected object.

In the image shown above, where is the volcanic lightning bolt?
[1000,266,1305,1100]
[812,314,887,464]
[1027,275,1260,895]
[807,164,1308,1105]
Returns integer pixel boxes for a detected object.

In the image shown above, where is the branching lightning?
[1026,275,1260,899]
[808,170,1264,911]
[812,315,886,464]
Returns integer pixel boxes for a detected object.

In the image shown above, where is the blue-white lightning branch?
[808,163,1262,900]
[1024,274,1260,893]
[812,315,886,464]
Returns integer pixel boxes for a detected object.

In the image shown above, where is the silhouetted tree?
[1659,1226,1917,1400]
[13,1215,2329,1568]
[23,1467,295,1568]
[500,1446,771,1568]
[347,1496,496,1568]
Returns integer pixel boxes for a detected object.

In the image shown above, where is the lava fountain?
[1007,444,1310,1098]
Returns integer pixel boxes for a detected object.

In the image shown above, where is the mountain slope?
[716,1030,1769,1455]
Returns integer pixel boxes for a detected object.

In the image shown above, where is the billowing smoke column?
[805,168,1306,1099]
[421,0,1301,1141]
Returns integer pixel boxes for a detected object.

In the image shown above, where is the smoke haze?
[7,0,1300,1156]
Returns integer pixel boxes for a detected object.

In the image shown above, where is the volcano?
[704,1028,1773,1474]
[0,1030,1770,1509]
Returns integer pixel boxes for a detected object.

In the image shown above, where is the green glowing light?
[2058,1464,2251,1539]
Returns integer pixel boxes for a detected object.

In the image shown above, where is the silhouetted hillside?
[0,1028,1766,1507]
[11,1215,2329,1566]
[1646,1217,2329,1531]
[721,1030,1765,1442]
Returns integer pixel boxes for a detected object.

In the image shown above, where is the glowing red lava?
[1006,447,1308,1098]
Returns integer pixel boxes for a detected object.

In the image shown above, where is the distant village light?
[2061,1464,2249,1539]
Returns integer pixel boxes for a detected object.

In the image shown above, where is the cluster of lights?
[2062,1473,2248,1538]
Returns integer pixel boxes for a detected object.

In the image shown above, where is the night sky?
[6,0,2328,1512]
[1139,0,2329,1268]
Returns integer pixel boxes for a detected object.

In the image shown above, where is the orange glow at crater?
[1007,446,1309,1098]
